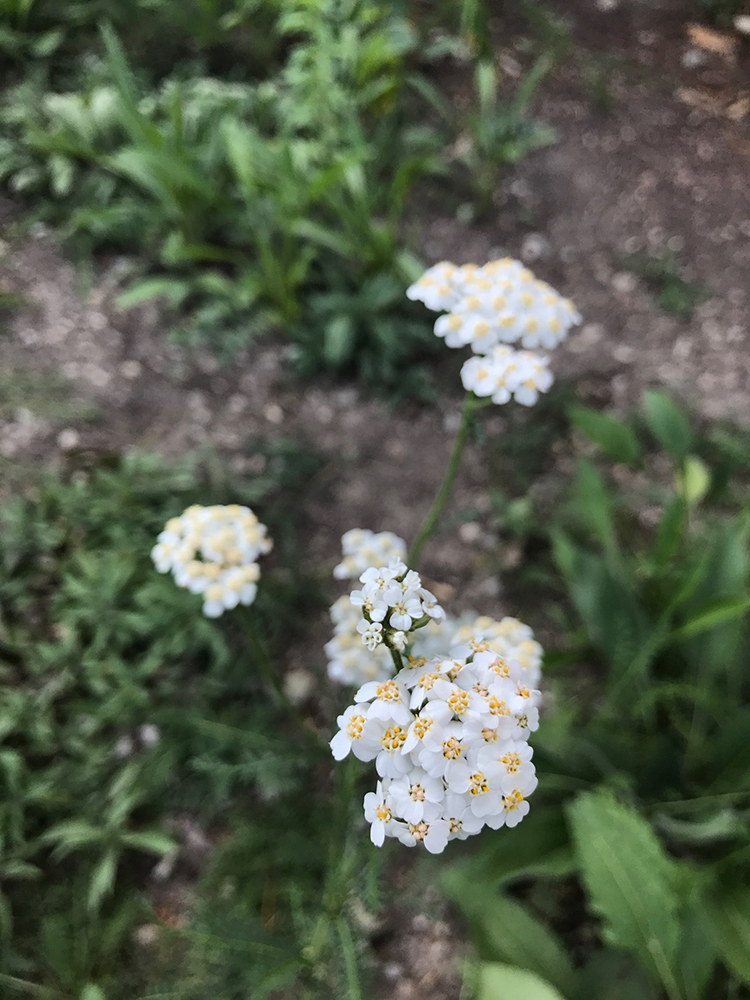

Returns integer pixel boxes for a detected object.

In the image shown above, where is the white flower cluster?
[331,637,540,853]
[151,504,272,617]
[350,559,446,653]
[414,613,543,687]
[325,595,394,686]
[333,528,407,581]
[326,530,409,686]
[407,258,580,407]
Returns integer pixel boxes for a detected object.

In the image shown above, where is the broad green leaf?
[567,790,682,991]
[475,962,566,1000]
[568,405,641,467]
[443,875,578,997]
[704,885,750,984]
[643,391,693,463]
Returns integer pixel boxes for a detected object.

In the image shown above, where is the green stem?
[407,393,478,568]
[303,756,360,969]
[388,645,405,674]
[337,917,364,1000]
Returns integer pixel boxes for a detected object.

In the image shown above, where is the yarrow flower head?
[151,504,272,617]
[406,257,581,408]
[333,529,407,581]
[330,638,542,853]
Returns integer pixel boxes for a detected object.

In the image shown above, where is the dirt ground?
[1,1,749,995]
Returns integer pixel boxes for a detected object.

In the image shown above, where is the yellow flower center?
[468,772,490,796]
[381,726,407,752]
[376,681,400,702]
[345,715,365,739]
[442,736,464,760]
[448,691,471,715]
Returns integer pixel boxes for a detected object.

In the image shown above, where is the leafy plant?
[459,57,557,215]
[615,248,709,318]
[447,391,750,1000]
[0,442,323,996]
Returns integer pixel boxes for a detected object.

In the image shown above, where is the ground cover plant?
[0,0,557,396]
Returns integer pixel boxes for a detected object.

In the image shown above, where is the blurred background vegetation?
[1,0,749,998]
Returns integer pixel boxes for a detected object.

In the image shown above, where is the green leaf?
[40,820,102,854]
[567,790,682,991]
[323,314,355,367]
[576,950,659,1000]
[669,596,750,643]
[572,460,618,555]
[88,850,117,913]
[704,884,750,984]
[80,985,106,1000]
[654,810,747,846]
[653,496,687,566]
[443,876,578,997]
[475,962,566,1000]
[568,405,641,466]
[643,391,693,463]
[120,829,176,854]
[116,277,190,310]
[676,456,710,507]
[675,905,717,1000]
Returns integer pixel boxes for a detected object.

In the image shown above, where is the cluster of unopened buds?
[350,559,446,653]
[407,257,580,406]
[331,636,540,853]
[151,504,272,617]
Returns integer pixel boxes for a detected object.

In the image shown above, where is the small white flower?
[391,630,407,651]
[357,619,384,651]
[364,781,404,846]
[330,705,375,762]
[395,814,450,854]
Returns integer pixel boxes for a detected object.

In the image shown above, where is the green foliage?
[567,791,686,994]
[0,0,562,396]
[452,390,750,1000]
[473,962,567,1000]
[0,442,324,996]
[459,56,557,215]
[615,249,709,318]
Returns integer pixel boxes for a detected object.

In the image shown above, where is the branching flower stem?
[407,392,487,569]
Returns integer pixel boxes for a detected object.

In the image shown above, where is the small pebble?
[57,428,80,451]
